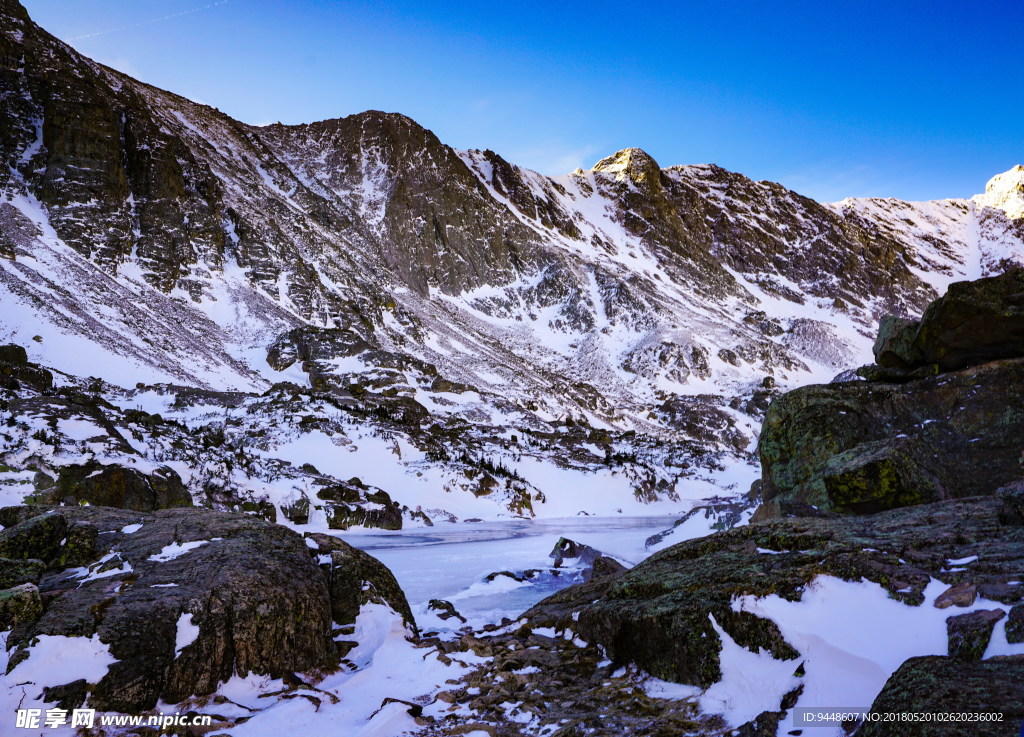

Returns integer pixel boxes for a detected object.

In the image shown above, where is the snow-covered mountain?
[2,0,1023,524]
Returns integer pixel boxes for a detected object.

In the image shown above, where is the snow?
[208,604,463,737]
[6,634,118,685]
[697,615,800,726]
[726,576,1024,735]
[148,539,213,562]
[174,613,200,656]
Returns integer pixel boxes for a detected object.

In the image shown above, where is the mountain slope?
[2,0,1023,519]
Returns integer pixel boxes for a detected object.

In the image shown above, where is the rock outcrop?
[0,505,413,712]
[759,270,1024,517]
[524,495,1022,722]
[861,656,1024,737]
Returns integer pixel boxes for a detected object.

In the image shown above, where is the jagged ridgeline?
[2,0,1024,522]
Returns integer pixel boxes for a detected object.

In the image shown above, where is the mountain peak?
[975,164,1024,219]
[591,148,662,186]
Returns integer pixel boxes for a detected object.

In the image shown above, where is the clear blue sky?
[22,0,1024,202]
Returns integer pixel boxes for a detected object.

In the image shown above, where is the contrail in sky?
[67,0,231,41]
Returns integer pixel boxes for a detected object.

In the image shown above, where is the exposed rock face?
[0,505,411,712]
[40,462,192,511]
[874,269,1024,372]
[305,532,415,633]
[760,271,1024,517]
[862,656,1024,737]
[525,496,1023,689]
[946,609,1005,661]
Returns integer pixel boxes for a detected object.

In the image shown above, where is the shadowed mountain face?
[2,0,1024,515]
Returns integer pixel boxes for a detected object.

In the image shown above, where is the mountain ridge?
[2,0,1024,519]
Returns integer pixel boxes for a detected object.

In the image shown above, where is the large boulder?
[0,344,52,391]
[759,358,1024,516]
[874,269,1024,372]
[0,506,412,712]
[860,655,1024,736]
[40,462,193,511]
[761,270,1024,518]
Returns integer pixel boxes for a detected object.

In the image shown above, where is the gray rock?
[946,609,1005,660]
[2,506,411,713]
[861,655,1024,736]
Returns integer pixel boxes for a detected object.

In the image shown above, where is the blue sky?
[23,0,1024,202]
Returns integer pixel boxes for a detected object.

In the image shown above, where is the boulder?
[934,581,978,609]
[873,269,1024,371]
[1007,604,1024,644]
[305,532,416,634]
[1,506,411,712]
[759,357,1024,516]
[42,462,193,512]
[861,655,1024,736]
[0,344,28,364]
[762,271,1024,518]
[0,344,52,391]
[946,609,1005,660]
[585,555,627,581]
[0,557,45,588]
[549,537,601,568]
[427,599,466,623]
[0,583,42,628]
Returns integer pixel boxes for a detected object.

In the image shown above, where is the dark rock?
[305,532,416,635]
[0,557,45,588]
[586,556,627,581]
[0,511,67,561]
[42,679,90,711]
[281,496,310,525]
[997,481,1024,525]
[0,507,412,712]
[526,496,1024,687]
[873,315,922,369]
[0,344,28,364]
[861,655,1024,736]
[1005,604,1024,644]
[874,269,1024,372]
[325,502,402,531]
[45,462,192,512]
[428,599,466,623]
[0,582,42,627]
[946,609,1005,660]
[549,537,601,568]
[761,272,1024,517]
[759,357,1024,516]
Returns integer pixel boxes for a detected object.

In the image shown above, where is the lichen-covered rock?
[873,270,1024,372]
[0,582,42,627]
[759,357,1024,516]
[0,511,68,561]
[861,655,1024,736]
[44,462,192,512]
[0,557,44,588]
[0,506,412,713]
[946,609,1005,660]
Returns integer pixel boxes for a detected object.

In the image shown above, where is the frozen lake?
[343,515,678,630]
